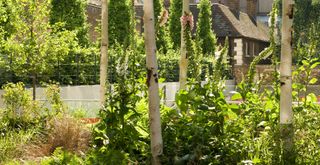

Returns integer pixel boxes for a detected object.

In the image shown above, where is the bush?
[45,84,66,116]
[40,147,84,165]
[0,82,42,132]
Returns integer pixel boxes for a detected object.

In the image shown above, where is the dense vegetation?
[0,0,320,164]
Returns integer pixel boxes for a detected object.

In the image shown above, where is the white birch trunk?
[100,0,109,106]
[280,0,295,163]
[144,0,163,164]
[179,0,190,90]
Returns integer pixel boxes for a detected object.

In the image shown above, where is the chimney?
[246,0,257,17]
[226,0,240,11]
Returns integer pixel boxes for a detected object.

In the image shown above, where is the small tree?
[2,0,77,100]
[169,0,182,49]
[109,0,131,47]
[196,0,216,55]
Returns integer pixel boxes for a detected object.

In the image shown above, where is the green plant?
[213,37,231,81]
[91,45,150,164]
[0,129,38,163]
[1,0,78,99]
[109,0,131,47]
[196,0,216,55]
[154,0,171,53]
[45,84,66,117]
[49,0,89,47]
[168,0,182,49]
[41,147,84,165]
[1,82,42,132]
[0,0,15,40]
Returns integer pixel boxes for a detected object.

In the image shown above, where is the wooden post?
[100,0,109,106]
[280,0,295,163]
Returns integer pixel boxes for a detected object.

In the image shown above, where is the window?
[245,41,255,57]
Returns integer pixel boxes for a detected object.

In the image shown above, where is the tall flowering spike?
[180,12,194,30]
[159,9,169,27]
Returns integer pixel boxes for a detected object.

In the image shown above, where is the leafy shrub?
[90,44,151,164]
[45,84,66,116]
[0,82,42,132]
[41,147,84,165]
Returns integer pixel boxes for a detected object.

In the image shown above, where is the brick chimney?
[246,0,257,17]
[225,0,240,11]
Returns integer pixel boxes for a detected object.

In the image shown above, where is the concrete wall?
[0,81,236,116]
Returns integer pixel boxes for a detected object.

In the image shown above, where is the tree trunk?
[179,0,190,90]
[32,74,36,100]
[280,0,295,163]
[100,0,109,107]
[144,0,163,164]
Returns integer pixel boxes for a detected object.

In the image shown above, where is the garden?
[1,0,320,164]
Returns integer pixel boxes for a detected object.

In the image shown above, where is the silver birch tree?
[280,0,295,163]
[100,0,109,106]
[144,0,163,164]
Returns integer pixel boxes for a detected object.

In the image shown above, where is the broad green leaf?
[309,78,318,84]
[231,92,242,101]
[311,62,320,69]
[307,93,317,103]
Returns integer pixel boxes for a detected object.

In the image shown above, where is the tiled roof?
[190,3,269,42]
[88,1,269,42]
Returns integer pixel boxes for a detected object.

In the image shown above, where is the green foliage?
[0,0,15,40]
[213,37,231,81]
[196,0,216,55]
[293,0,320,50]
[109,0,131,47]
[91,45,150,164]
[161,75,280,164]
[0,129,38,163]
[168,0,182,49]
[1,0,79,89]
[237,47,273,100]
[45,84,66,116]
[293,28,320,107]
[0,82,42,132]
[49,0,89,47]
[154,0,171,53]
[41,147,84,165]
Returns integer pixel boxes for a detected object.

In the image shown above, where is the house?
[87,0,272,82]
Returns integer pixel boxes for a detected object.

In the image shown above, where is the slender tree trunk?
[144,0,163,164]
[100,0,109,107]
[32,74,36,100]
[280,0,295,163]
[179,0,190,90]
